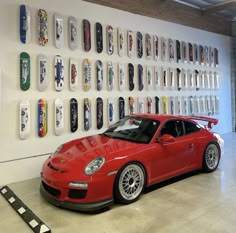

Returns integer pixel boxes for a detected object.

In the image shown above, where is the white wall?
[0,0,232,185]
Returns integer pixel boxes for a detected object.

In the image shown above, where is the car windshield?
[102,116,160,143]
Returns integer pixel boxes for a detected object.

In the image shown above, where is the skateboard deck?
[38,99,48,137]
[138,64,144,91]
[55,55,64,91]
[84,98,91,131]
[147,66,152,90]
[55,13,64,48]
[108,99,115,126]
[38,9,48,46]
[199,45,204,65]
[176,96,182,115]
[176,40,181,62]
[96,60,103,91]
[96,97,103,129]
[155,96,160,114]
[199,96,205,114]
[215,96,220,114]
[170,96,175,115]
[96,22,103,53]
[69,58,78,91]
[83,59,91,91]
[119,97,125,119]
[19,100,30,140]
[182,69,188,90]
[20,52,30,91]
[169,68,175,89]
[137,31,143,59]
[195,70,200,91]
[20,5,30,44]
[189,70,194,89]
[107,25,114,55]
[183,97,188,115]
[145,33,151,60]
[194,44,199,64]
[188,42,193,63]
[204,46,209,66]
[153,35,159,61]
[129,97,135,114]
[169,39,175,62]
[210,47,214,67]
[214,48,219,67]
[195,96,200,115]
[128,63,134,91]
[83,19,91,52]
[119,63,125,91]
[38,54,48,92]
[182,41,187,63]
[70,98,78,133]
[147,97,152,114]
[69,16,78,50]
[118,28,124,56]
[107,61,114,91]
[162,67,167,88]
[128,30,134,57]
[162,96,168,114]
[214,72,219,89]
[138,98,144,114]
[154,66,160,89]
[189,96,194,115]
[161,37,166,61]
[176,68,181,91]
[55,98,64,136]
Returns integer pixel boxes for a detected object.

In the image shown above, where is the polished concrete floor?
[1,133,236,233]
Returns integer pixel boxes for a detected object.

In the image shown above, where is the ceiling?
[175,0,236,21]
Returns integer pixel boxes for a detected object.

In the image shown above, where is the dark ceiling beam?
[83,0,231,36]
[203,1,236,15]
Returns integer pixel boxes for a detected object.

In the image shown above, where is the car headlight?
[84,157,105,175]
[50,144,64,157]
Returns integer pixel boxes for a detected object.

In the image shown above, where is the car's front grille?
[42,181,61,198]
[68,189,87,199]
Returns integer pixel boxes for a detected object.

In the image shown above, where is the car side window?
[160,120,183,138]
[184,121,201,135]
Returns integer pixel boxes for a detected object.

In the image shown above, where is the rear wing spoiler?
[185,116,218,129]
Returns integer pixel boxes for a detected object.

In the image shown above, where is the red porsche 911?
[40,114,224,211]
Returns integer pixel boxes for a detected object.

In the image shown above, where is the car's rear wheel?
[114,162,146,204]
[203,142,220,172]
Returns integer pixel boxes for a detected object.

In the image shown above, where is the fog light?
[68,181,88,188]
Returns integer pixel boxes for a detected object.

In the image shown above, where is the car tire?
[114,162,146,204]
[202,142,220,172]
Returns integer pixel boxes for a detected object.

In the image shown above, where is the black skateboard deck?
[96,97,103,129]
[70,98,78,133]
[119,97,125,119]
[138,64,144,91]
[128,63,134,91]
[155,96,160,114]
[96,22,103,53]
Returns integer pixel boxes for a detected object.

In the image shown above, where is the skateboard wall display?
[146,66,152,90]
[176,68,181,91]
[70,98,78,133]
[128,30,134,57]
[96,97,103,129]
[161,37,166,61]
[38,99,48,137]
[20,52,30,91]
[118,97,125,119]
[182,41,187,63]
[138,98,144,113]
[83,59,91,91]
[84,98,91,131]
[55,98,64,136]
[38,9,48,46]
[147,96,152,114]
[214,48,219,67]
[19,100,30,140]
[20,5,30,44]
[154,66,161,89]
[188,42,193,63]
[107,25,114,55]
[145,33,151,60]
[176,40,181,63]
[117,28,124,57]
[119,63,125,91]
[155,96,160,114]
[108,99,115,126]
[55,13,64,48]
[69,16,78,50]
[129,97,135,114]
[54,55,64,91]
[69,58,78,91]
[169,39,175,62]
[194,44,199,65]
[138,64,144,91]
[107,61,114,91]
[153,35,159,61]
[95,22,103,53]
[128,63,134,91]
[38,54,48,92]
[195,70,200,91]
[83,19,91,52]
[137,31,143,59]
[96,60,103,91]
[162,96,168,114]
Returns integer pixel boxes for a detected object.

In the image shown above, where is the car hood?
[48,134,146,172]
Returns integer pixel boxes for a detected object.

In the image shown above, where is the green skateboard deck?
[20,52,30,91]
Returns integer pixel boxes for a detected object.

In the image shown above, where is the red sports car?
[40,114,224,211]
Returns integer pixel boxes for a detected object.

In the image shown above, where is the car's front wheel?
[203,142,220,172]
[114,162,146,204]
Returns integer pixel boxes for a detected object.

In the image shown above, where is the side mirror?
[158,134,175,144]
